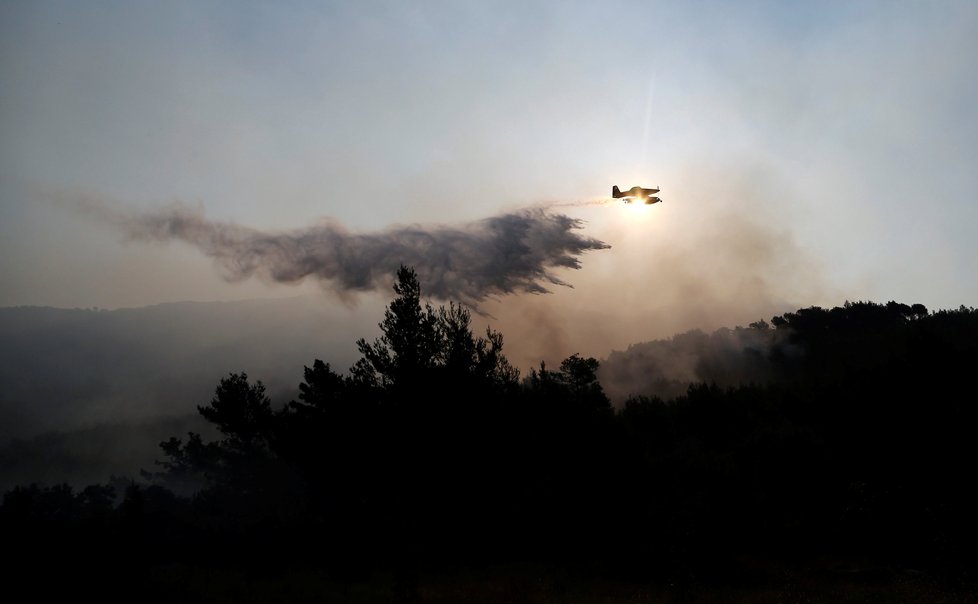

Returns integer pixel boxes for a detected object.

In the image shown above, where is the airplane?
[613,185,662,204]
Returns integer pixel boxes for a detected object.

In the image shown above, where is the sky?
[2,0,977,371]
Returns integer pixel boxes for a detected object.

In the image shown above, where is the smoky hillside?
[599,322,791,403]
[0,296,385,437]
[0,266,978,602]
[3,269,978,599]
[0,296,378,491]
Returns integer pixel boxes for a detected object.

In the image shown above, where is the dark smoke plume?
[84,200,610,303]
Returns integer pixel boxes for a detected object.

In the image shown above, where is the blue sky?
[2,1,977,366]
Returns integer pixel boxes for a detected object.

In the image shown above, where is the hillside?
[3,287,978,599]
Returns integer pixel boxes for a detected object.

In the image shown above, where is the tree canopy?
[4,277,978,600]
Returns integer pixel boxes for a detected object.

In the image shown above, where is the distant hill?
[0,296,376,438]
[5,296,974,493]
[598,300,975,404]
[6,296,978,595]
[0,296,377,490]
[598,321,788,403]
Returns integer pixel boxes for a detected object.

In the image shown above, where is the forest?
[3,265,977,602]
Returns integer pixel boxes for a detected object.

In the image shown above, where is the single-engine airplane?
[613,185,661,204]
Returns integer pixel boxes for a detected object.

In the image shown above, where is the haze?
[3,1,977,373]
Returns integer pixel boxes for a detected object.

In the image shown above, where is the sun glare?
[621,199,652,214]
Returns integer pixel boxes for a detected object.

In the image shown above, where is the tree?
[353,265,518,395]
[525,353,609,412]
[152,373,285,502]
[197,372,274,453]
[354,265,441,390]
[291,360,347,414]
[566,353,610,413]
[438,301,520,390]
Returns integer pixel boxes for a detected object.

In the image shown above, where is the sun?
[621,199,656,215]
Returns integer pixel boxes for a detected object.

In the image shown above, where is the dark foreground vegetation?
[4,266,978,602]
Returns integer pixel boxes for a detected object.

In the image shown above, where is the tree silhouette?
[197,372,274,453]
[5,274,978,598]
[354,265,441,391]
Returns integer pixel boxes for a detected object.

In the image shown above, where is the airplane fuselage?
[613,185,661,203]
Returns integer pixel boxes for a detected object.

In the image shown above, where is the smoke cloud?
[478,162,840,379]
[82,200,611,304]
[598,323,792,403]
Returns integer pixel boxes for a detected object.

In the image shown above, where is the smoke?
[541,198,616,208]
[598,323,792,403]
[80,199,611,305]
[479,162,840,379]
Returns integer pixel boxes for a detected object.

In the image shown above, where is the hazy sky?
[3,1,977,368]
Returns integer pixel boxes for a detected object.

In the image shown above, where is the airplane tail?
[612,185,621,198]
